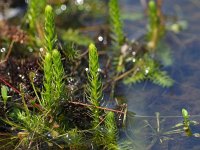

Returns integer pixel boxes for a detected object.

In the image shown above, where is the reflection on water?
[120,0,200,149]
[125,112,200,150]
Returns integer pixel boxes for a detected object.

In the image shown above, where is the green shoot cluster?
[42,52,53,108]
[25,0,46,34]
[42,5,64,111]
[86,44,119,148]
[44,5,57,52]
[104,112,118,149]
[1,85,10,108]
[52,50,65,100]
[182,108,192,136]
[124,54,174,87]
[147,0,165,50]
[42,49,64,110]
[109,0,125,47]
[86,43,103,128]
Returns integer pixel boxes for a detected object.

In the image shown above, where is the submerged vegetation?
[0,0,199,149]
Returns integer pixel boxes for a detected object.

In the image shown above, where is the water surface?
[120,0,200,149]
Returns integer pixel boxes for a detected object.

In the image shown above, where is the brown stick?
[0,76,20,94]
[70,101,125,114]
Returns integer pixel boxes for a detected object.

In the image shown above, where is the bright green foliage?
[42,5,64,111]
[42,52,53,109]
[109,0,125,47]
[86,43,103,128]
[148,0,158,35]
[62,43,79,62]
[182,108,192,136]
[182,108,190,128]
[17,110,46,134]
[52,49,65,100]
[44,5,57,53]
[147,0,165,50]
[147,0,159,50]
[1,85,10,107]
[42,50,65,110]
[66,129,84,149]
[124,71,145,85]
[124,54,174,87]
[182,108,189,120]
[25,0,46,34]
[150,70,174,87]
[104,112,118,150]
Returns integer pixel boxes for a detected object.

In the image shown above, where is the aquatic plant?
[104,111,118,149]
[25,0,47,34]
[42,52,53,109]
[2,84,50,149]
[109,0,127,73]
[0,1,186,149]
[52,49,65,101]
[65,128,84,149]
[86,43,103,137]
[150,70,174,87]
[124,54,174,87]
[107,0,174,87]
[1,85,10,108]
[62,43,79,63]
[42,5,64,111]
[182,108,192,136]
[147,0,165,50]
[109,0,125,48]
[44,5,57,53]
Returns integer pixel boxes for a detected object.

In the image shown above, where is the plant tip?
[149,0,156,10]
[89,43,95,49]
[52,49,60,57]
[45,5,53,13]
[182,108,189,118]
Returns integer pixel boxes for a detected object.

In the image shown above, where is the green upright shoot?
[147,0,165,50]
[1,85,10,108]
[44,5,57,53]
[25,0,46,35]
[42,52,53,109]
[86,43,103,128]
[52,49,65,101]
[109,0,125,48]
[104,111,118,149]
[42,5,65,111]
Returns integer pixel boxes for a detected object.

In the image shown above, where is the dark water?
[120,0,200,149]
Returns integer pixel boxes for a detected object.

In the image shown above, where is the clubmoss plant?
[52,49,65,101]
[104,111,118,149]
[86,43,103,139]
[109,0,126,73]
[62,43,80,63]
[42,52,53,109]
[44,5,57,53]
[124,54,174,87]
[25,0,46,35]
[65,128,84,149]
[42,5,65,111]
[150,70,174,87]
[1,85,10,108]
[109,0,125,48]
[147,0,165,50]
